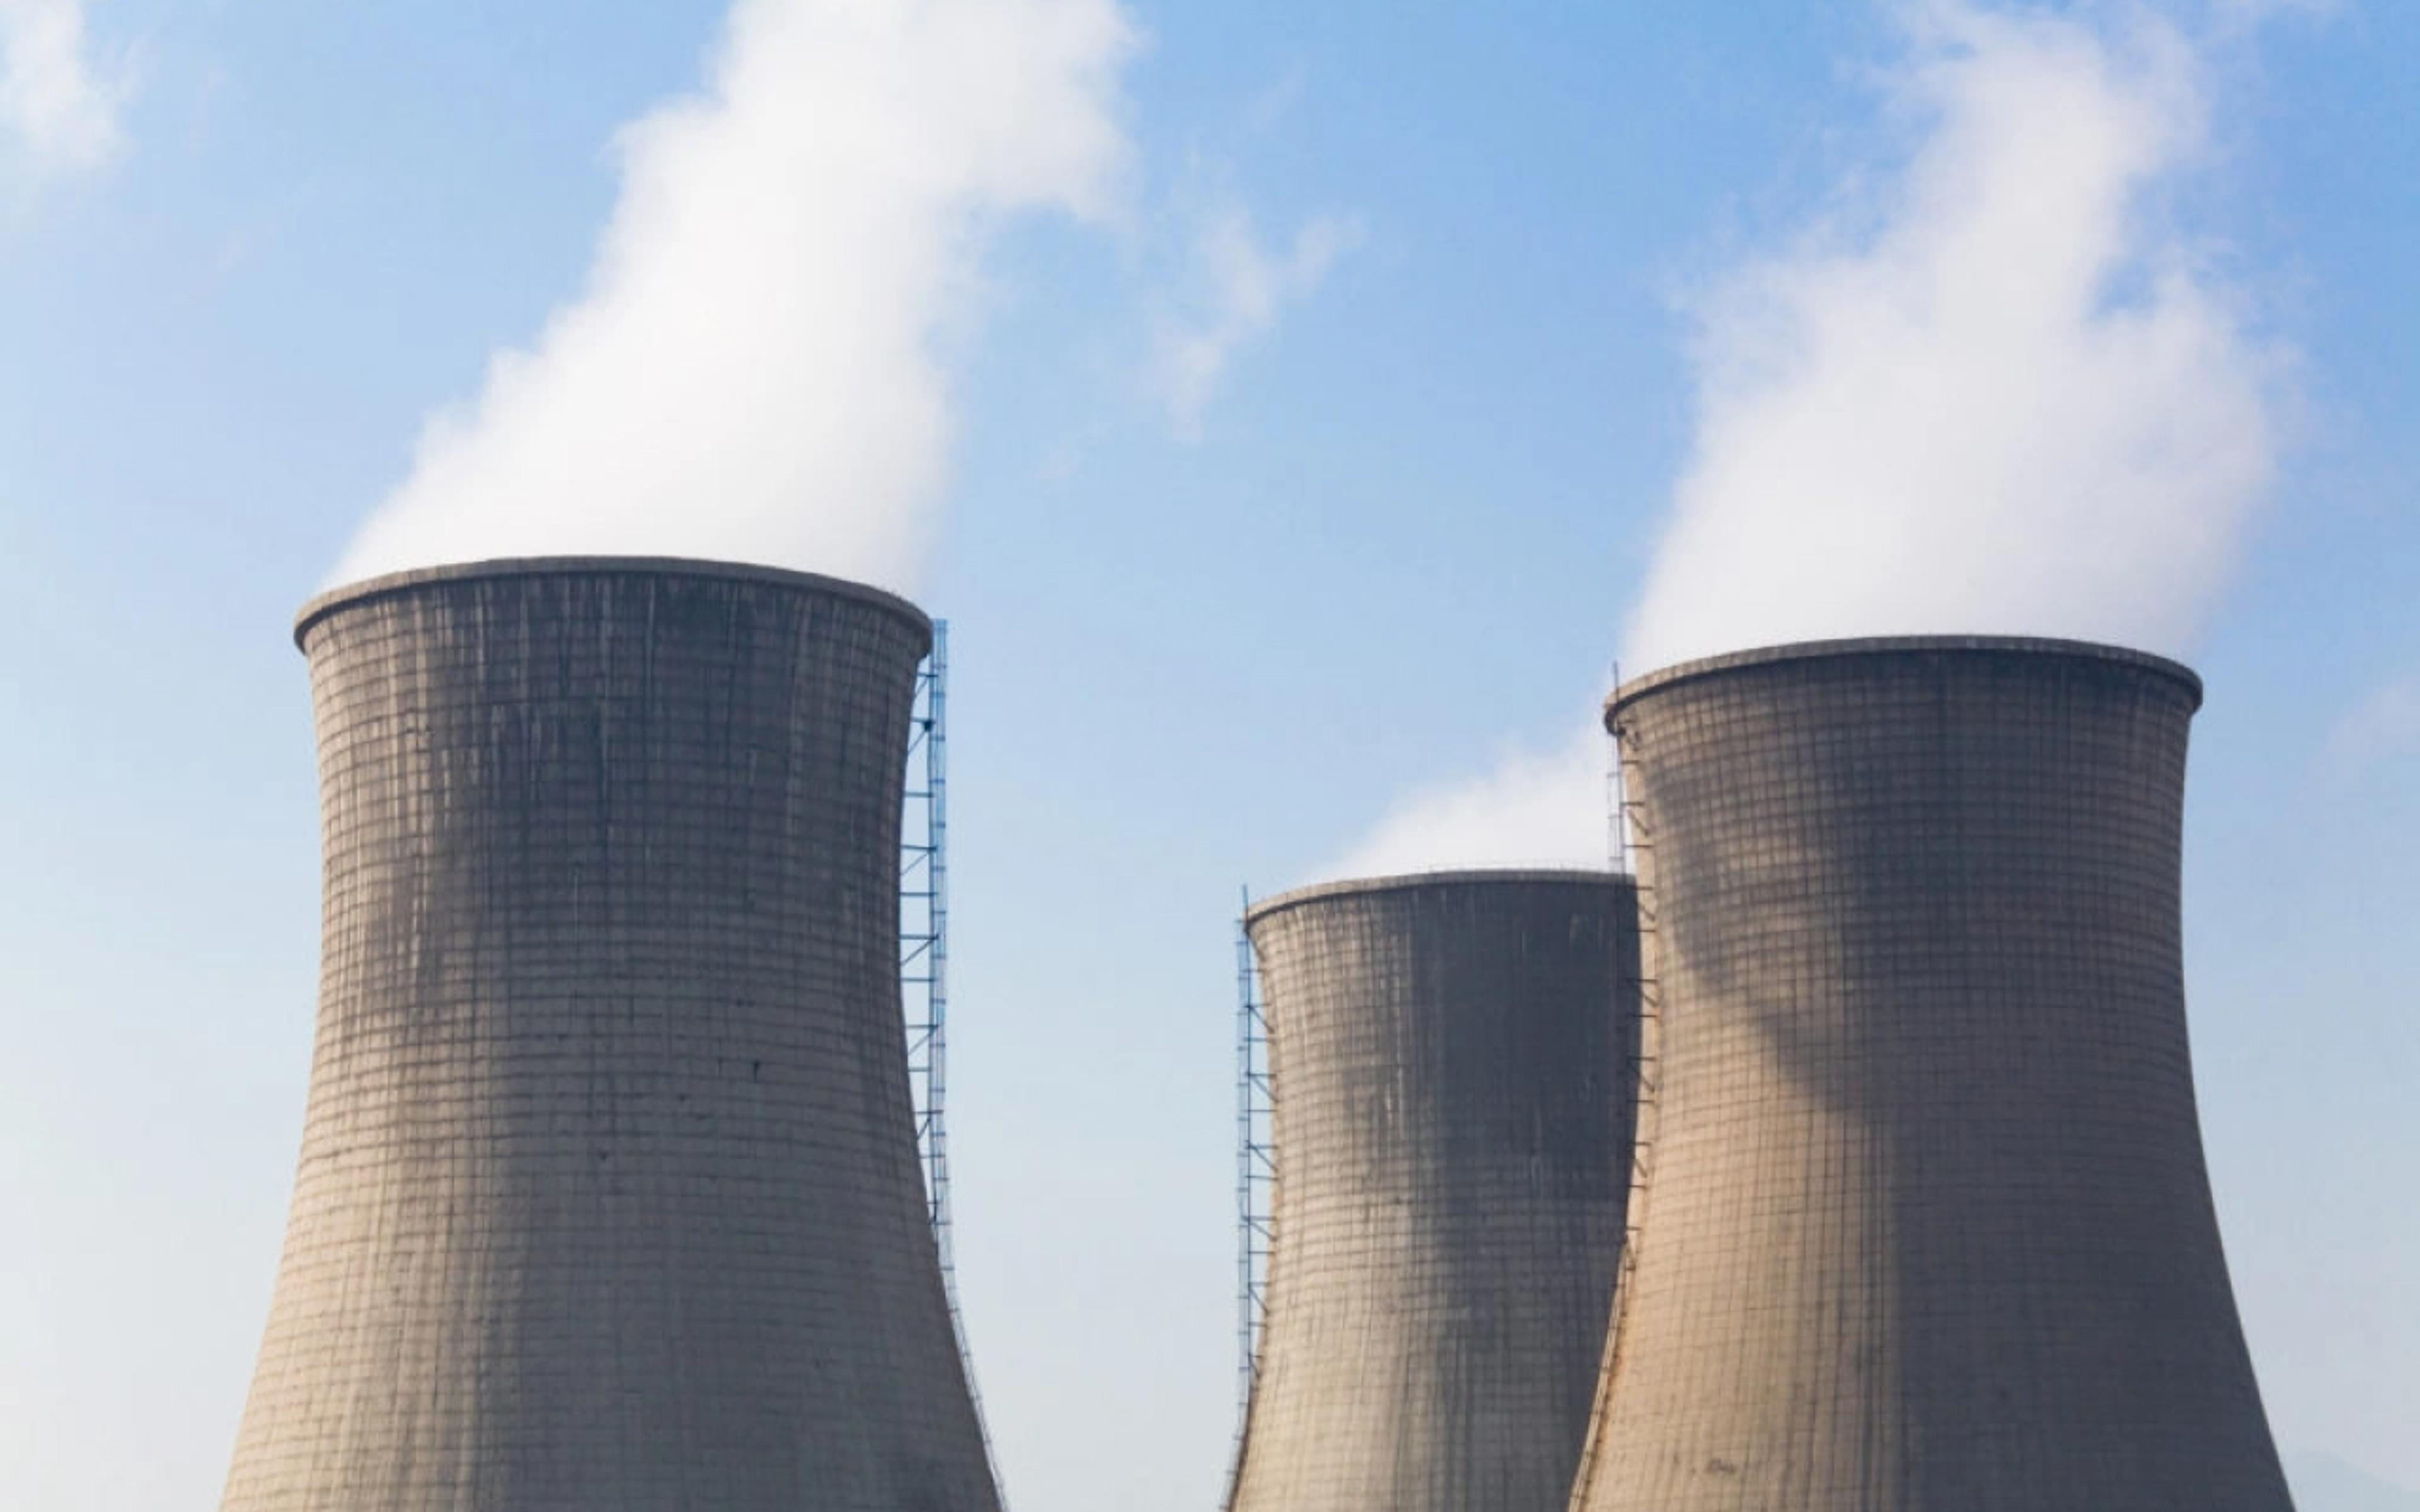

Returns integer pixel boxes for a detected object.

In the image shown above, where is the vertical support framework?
[1233,888,1276,1458]
[902,624,951,1240]
[902,622,1000,1493]
[1606,661,1628,876]
[1569,704,1663,1507]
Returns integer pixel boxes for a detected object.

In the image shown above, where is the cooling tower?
[1569,637,2292,1512]
[1228,869,1639,1512]
[220,558,1000,1512]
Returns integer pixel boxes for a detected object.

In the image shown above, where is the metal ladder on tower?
[902,622,1006,1504]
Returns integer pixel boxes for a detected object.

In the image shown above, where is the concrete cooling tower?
[1570,637,2293,1512]
[220,558,1000,1512]
[1228,870,1639,1512]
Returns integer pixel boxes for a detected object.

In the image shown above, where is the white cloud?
[334,0,1137,593]
[1151,197,1360,437]
[1325,723,1613,881]
[0,0,128,182]
[1624,0,2283,670]
[1338,0,2295,880]
[2325,678,2420,776]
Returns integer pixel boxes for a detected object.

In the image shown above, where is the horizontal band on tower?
[294,554,933,653]
[1245,868,1634,929]
[1606,634,2204,728]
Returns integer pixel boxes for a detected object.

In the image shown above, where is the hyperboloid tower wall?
[1228,869,1639,1512]
[1569,637,2292,1512]
[221,558,1000,1512]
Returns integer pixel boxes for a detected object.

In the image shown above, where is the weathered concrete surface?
[1572,637,2293,1512]
[1230,869,1639,1512]
[221,558,1000,1512]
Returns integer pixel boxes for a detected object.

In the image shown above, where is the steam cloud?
[1625,1,2278,668]
[0,0,127,181]
[1332,725,1615,879]
[1334,0,2288,879]
[1153,199,1363,437]
[333,0,1135,593]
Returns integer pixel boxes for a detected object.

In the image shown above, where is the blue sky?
[0,3,2413,1509]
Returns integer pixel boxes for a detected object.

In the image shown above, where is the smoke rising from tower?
[1623,1,2280,670]
[331,0,1135,594]
[1327,722,1611,879]
[1340,0,2290,874]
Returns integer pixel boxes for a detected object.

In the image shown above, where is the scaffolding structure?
[1232,888,1276,1455]
[1610,661,1655,1331]
[902,622,1000,1491]
[1607,663,1629,874]
[1570,685,1663,1501]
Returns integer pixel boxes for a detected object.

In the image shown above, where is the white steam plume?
[1330,724,1613,880]
[0,0,128,182]
[333,0,1135,592]
[1334,0,2288,880]
[1153,198,1363,438]
[1626,1,2278,669]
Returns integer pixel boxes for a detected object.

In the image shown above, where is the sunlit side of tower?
[1229,870,1639,1512]
[1570,636,2293,1512]
[220,558,1000,1512]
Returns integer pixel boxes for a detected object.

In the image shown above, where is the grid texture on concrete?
[221,560,1000,1512]
[1571,639,2292,1512]
[1230,871,1639,1512]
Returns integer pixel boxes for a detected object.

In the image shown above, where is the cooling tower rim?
[1245,866,1634,929]
[1604,634,2203,729]
[293,555,933,653]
